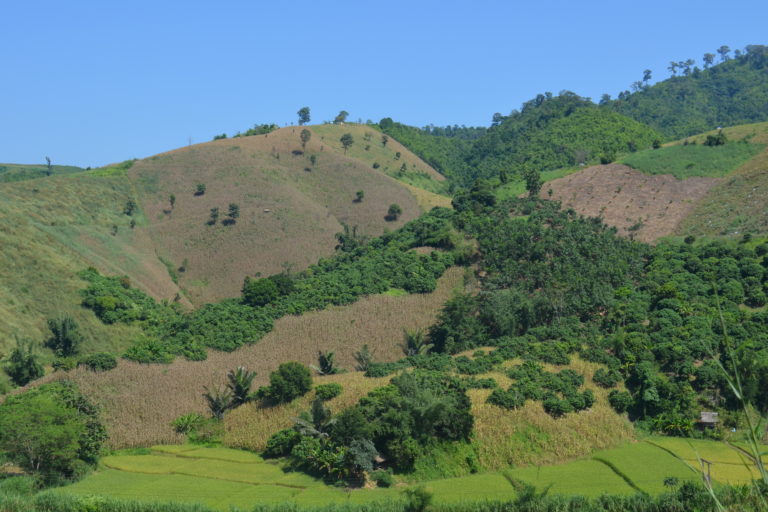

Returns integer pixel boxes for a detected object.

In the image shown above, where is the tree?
[195,183,206,196]
[386,203,402,221]
[381,135,389,147]
[242,276,279,306]
[667,62,678,76]
[45,315,83,357]
[340,133,354,153]
[203,385,232,420]
[45,156,52,176]
[523,167,543,198]
[401,328,433,356]
[4,338,44,386]
[169,194,176,209]
[300,128,312,149]
[208,207,219,225]
[354,190,365,202]
[0,392,81,478]
[717,45,731,62]
[334,110,349,124]
[226,366,257,408]
[642,69,652,84]
[226,203,240,225]
[262,362,312,403]
[311,350,342,375]
[354,344,375,371]
[297,106,311,126]
[703,53,715,68]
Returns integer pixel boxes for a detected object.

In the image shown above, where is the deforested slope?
[129,126,437,304]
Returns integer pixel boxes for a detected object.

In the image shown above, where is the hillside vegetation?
[0,163,84,183]
[381,93,661,185]
[131,125,441,304]
[610,45,768,139]
[0,125,444,356]
[676,122,768,236]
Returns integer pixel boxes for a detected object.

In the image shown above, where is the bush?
[370,468,394,487]
[263,428,300,458]
[608,390,633,413]
[79,353,118,372]
[171,413,205,434]
[261,362,312,404]
[487,388,525,409]
[315,383,343,401]
[593,367,621,388]
[242,277,279,307]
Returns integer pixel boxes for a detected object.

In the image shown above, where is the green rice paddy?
[57,439,761,510]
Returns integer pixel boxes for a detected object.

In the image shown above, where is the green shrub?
[263,428,300,458]
[171,413,205,434]
[78,353,117,372]
[608,390,633,413]
[593,367,621,388]
[370,468,394,488]
[315,383,343,401]
[260,362,312,404]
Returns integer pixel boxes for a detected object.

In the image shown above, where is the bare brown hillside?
[544,164,720,242]
[129,126,442,304]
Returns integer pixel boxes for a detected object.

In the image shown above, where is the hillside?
[0,125,447,355]
[380,93,661,185]
[673,122,768,237]
[541,122,768,241]
[0,171,177,364]
[130,125,445,304]
[0,163,84,183]
[609,45,768,139]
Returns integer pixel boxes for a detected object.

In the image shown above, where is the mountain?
[381,92,662,185]
[608,45,768,139]
[0,124,448,356]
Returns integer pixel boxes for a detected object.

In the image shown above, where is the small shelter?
[698,411,719,429]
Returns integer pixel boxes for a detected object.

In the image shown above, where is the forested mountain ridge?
[380,93,661,185]
[607,44,768,139]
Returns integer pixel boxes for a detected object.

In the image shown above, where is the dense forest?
[381,45,768,185]
[609,44,768,139]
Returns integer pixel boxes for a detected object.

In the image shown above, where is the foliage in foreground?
[0,381,106,484]
[3,478,768,512]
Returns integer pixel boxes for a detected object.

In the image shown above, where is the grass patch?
[495,167,580,200]
[622,142,764,179]
[382,288,407,297]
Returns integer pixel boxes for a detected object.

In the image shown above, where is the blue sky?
[2,0,766,167]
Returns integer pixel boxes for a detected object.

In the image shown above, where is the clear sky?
[2,0,766,167]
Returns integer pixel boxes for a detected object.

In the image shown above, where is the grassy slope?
[0,163,84,183]
[0,171,178,357]
[0,125,446,354]
[675,122,768,236]
[621,141,764,179]
[130,125,445,304]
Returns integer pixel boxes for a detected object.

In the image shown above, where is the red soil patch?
[544,164,720,242]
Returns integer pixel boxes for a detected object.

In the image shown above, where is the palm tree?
[203,385,232,420]
[226,366,257,407]
[401,329,433,357]
[311,351,341,375]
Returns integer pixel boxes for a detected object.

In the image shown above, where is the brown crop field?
[544,164,719,242]
[42,267,465,448]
